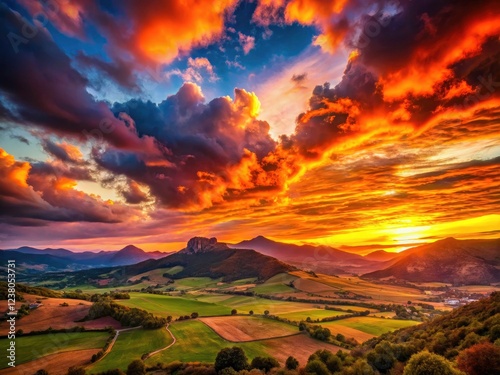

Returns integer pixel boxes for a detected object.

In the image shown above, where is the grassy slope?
[0,332,109,368]
[322,316,420,336]
[88,328,173,373]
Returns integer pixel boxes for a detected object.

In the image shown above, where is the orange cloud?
[134,0,237,64]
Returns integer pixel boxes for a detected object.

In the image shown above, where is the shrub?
[215,347,249,373]
[285,357,299,370]
[304,360,329,375]
[251,357,280,372]
[457,342,500,375]
[403,351,462,375]
[126,360,146,375]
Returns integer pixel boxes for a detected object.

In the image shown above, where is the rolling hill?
[363,238,500,285]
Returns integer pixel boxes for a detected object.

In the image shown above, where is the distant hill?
[0,244,171,276]
[363,238,500,284]
[232,236,389,274]
[364,250,401,262]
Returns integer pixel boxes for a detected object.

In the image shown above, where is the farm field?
[170,277,222,290]
[116,293,230,317]
[0,295,121,334]
[0,331,109,368]
[127,267,177,284]
[250,273,298,294]
[145,320,341,367]
[276,309,348,322]
[322,316,420,336]
[199,316,299,341]
[1,349,100,375]
[290,271,425,303]
[117,292,323,318]
[89,327,173,373]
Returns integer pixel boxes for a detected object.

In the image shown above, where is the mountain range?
[363,237,500,284]
[1,236,499,285]
[232,236,398,274]
[0,244,171,275]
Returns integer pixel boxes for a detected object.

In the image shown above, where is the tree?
[251,356,280,372]
[126,360,146,375]
[367,341,396,372]
[218,368,238,375]
[326,356,342,373]
[167,315,172,323]
[35,370,49,375]
[231,309,238,315]
[457,342,500,375]
[249,310,254,316]
[215,347,249,373]
[264,310,270,316]
[403,351,461,375]
[67,367,86,375]
[191,312,199,319]
[342,359,376,375]
[304,360,329,375]
[285,356,299,370]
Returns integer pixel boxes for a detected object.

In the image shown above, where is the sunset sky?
[0,0,499,252]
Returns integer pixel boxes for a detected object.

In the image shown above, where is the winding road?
[144,324,177,359]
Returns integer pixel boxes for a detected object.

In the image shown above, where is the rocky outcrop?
[182,237,228,254]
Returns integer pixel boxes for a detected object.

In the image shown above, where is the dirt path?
[85,326,142,367]
[143,324,176,359]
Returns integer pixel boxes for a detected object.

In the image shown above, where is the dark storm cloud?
[0,4,155,150]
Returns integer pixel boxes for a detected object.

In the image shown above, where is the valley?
[1,236,499,375]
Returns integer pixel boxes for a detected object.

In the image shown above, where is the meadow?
[321,316,420,336]
[0,331,109,368]
[88,328,173,373]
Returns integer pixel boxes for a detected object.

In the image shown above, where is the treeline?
[85,300,166,329]
[0,281,60,298]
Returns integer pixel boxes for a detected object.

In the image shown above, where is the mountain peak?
[120,244,144,252]
[182,237,228,254]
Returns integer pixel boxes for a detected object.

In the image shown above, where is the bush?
[285,357,299,370]
[251,357,280,372]
[127,360,146,375]
[403,351,462,375]
[214,347,249,373]
[457,342,500,375]
[304,360,329,375]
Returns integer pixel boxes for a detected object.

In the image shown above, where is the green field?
[116,293,231,317]
[117,292,322,318]
[322,316,420,336]
[89,328,173,373]
[276,309,347,322]
[0,332,110,368]
[144,320,268,364]
[171,277,222,290]
[250,273,297,294]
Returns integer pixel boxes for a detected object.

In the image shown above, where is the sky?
[0,0,499,252]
